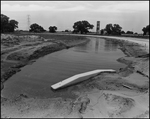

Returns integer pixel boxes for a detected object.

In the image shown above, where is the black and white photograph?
[1,1,149,118]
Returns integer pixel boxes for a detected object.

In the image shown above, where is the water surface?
[2,37,126,99]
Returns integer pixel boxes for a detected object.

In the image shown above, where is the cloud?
[1,3,85,12]
[89,2,149,13]
[1,4,55,11]
[56,6,85,11]
[1,1,149,13]
[114,2,149,12]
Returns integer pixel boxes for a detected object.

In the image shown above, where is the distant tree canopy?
[142,25,149,35]
[126,31,134,34]
[101,29,104,34]
[134,32,138,34]
[73,20,94,34]
[105,24,122,35]
[65,30,69,32]
[1,14,18,33]
[121,30,125,34]
[65,29,71,32]
[49,26,57,33]
[29,23,46,32]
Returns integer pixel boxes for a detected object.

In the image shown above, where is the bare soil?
[1,34,89,88]
[1,33,149,118]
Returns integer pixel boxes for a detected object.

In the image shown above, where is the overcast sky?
[1,1,149,33]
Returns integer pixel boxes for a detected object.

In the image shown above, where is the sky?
[1,1,149,33]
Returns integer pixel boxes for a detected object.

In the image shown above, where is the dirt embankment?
[1,35,149,118]
[1,34,89,90]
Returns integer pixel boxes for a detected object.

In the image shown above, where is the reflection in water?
[73,40,90,52]
[95,39,99,53]
[75,37,119,53]
[104,39,119,51]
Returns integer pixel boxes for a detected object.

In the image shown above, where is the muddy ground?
[1,34,149,118]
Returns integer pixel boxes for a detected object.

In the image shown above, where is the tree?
[105,23,122,35]
[73,20,94,34]
[9,20,18,32]
[38,26,46,32]
[134,32,138,35]
[126,31,133,34]
[1,14,18,33]
[105,24,113,35]
[112,24,122,35]
[49,26,57,33]
[65,29,71,32]
[142,25,149,35]
[101,29,104,35]
[1,14,9,32]
[121,30,125,34]
[29,23,45,32]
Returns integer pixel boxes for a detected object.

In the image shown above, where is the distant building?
[96,21,100,34]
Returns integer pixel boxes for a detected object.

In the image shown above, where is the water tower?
[96,21,100,34]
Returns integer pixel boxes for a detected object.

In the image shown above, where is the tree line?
[1,14,18,33]
[29,23,57,33]
[1,14,149,35]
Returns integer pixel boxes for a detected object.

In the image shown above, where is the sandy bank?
[1,34,149,118]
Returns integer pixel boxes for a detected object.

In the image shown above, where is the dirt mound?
[18,35,44,42]
[1,34,44,47]
[1,34,20,46]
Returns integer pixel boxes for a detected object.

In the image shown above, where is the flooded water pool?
[2,37,126,99]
